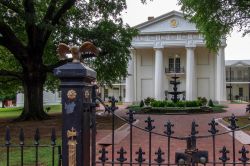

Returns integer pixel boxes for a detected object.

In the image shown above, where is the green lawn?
[0,105,62,165]
[223,116,250,131]
[1,144,61,166]
[0,105,62,119]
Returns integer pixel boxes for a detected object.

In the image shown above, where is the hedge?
[150,100,202,108]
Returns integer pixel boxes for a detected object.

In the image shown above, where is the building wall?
[195,47,216,100]
[226,84,250,101]
[16,91,61,107]
[100,85,126,101]
[134,47,216,101]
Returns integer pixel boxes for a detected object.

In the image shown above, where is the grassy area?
[223,116,250,131]
[0,105,62,119]
[230,100,248,104]
[1,144,61,166]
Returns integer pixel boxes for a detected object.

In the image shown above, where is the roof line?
[133,10,184,29]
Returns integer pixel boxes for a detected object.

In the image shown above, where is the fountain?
[167,74,185,103]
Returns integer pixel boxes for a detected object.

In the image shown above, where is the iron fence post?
[54,61,96,166]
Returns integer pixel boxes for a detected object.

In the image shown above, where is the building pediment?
[226,60,250,67]
[134,11,198,34]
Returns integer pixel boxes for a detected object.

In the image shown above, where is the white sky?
[121,0,250,60]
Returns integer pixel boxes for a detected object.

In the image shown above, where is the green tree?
[0,0,145,120]
[178,0,250,51]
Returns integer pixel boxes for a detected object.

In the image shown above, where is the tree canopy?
[0,0,148,120]
[178,0,250,51]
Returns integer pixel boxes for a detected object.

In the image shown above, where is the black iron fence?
[1,97,250,166]
[0,127,62,166]
[95,97,250,166]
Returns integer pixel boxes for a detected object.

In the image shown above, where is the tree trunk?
[18,70,48,121]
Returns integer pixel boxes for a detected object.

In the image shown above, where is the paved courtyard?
[96,103,250,164]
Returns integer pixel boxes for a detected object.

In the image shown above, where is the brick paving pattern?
[95,104,250,165]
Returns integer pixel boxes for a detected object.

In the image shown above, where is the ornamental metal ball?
[178,158,185,165]
[199,156,207,164]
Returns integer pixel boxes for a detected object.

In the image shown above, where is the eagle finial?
[57,42,98,62]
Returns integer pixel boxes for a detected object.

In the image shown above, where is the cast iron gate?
[92,97,250,166]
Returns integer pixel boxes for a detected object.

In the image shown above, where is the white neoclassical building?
[226,60,250,101]
[125,11,227,103]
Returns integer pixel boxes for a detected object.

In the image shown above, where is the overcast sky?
[121,0,250,60]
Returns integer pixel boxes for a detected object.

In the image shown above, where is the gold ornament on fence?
[67,89,77,101]
[57,41,99,62]
[67,127,77,166]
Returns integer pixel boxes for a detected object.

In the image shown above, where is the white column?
[216,46,226,103]
[186,47,196,100]
[154,47,164,100]
[125,49,135,102]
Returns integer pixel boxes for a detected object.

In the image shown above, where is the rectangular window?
[226,70,229,80]
[104,89,108,98]
[175,58,180,72]
[237,70,242,80]
[169,58,174,72]
[239,87,243,97]
[58,91,62,98]
[123,88,126,98]
[231,71,234,80]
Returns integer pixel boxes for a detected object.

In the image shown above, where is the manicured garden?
[128,97,226,114]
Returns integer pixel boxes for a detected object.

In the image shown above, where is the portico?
[125,11,226,103]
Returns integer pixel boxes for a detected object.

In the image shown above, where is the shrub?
[140,100,144,107]
[175,101,185,107]
[144,97,155,106]
[185,101,200,107]
[158,101,165,107]
[197,97,208,106]
[208,99,214,107]
[165,101,175,107]
[150,100,157,107]
[151,101,163,107]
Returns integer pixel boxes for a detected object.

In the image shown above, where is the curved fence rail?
[95,97,250,166]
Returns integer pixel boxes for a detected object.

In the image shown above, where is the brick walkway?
[95,103,250,165]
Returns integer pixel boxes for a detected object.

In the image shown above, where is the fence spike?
[109,96,118,112]
[228,114,239,130]
[51,128,56,146]
[5,126,11,145]
[34,128,40,145]
[154,147,165,164]
[127,109,136,124]
[19,128,24,145]
[99,147,108,163]
[117,147,127,163]
[191,120,199,135]
[135,147,145,164]
[145,116,155,131]
[239,146,249,163]
[164,121,174,136]
[219,146,230,163]
[208,118,219,135]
